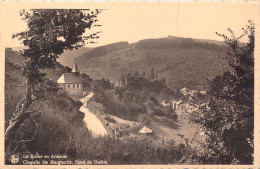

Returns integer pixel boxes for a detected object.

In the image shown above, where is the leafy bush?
[69,134,190,164]
[188,21,254,164]
[104,116,116,124]
[92,88,146,121]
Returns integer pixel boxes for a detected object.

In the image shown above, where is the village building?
[161,100,169,107]
[180,87,190,96]
[180,103,187,109]
[200,90,207,95]
[172,100,183,110]
[57,61,84,97]
[189,90,199,96]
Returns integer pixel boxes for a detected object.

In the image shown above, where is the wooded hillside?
[74,36,230,90]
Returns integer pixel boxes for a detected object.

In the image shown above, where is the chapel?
[57,61,84,96]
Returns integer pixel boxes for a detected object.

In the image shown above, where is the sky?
[0,2,258,48]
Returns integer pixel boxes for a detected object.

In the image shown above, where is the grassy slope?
[5,48,82,120]
[76,37,229,90]
[5,48,85,155]
[5,49,26,122]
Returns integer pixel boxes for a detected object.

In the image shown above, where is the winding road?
[80,92,107,137]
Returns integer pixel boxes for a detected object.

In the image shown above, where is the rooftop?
[57,72,82,84]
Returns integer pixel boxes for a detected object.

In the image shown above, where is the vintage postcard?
[0,1,259,168]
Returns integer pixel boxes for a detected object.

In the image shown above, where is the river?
[79,92,107,137]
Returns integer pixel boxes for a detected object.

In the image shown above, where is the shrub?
[188,21,254,164]
[105,116,116,124]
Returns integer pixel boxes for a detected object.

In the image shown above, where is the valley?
[4,36,233,164]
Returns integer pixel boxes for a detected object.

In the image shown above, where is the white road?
[80,92,107,137]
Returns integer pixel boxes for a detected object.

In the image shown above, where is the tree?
[134,70,140,77]
[188,20,254,164]
[5,9,102,159]
[65,66,72,73]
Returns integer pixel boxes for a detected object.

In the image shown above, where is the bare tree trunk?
[25,77,32,104]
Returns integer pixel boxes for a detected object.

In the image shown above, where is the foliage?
[104,116,117,124]
[115,87,147,104]
[92,82,178,123]
[5,9,102,162]
[13,9,101,84]
[87,100,106,115]
[93,88,145,121]
[188,21,254,164]
[94,78,114,90]
[5,78,86,160]
[66,134,190,164]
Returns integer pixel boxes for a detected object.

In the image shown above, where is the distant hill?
[57,47,92,67]
[75,36,230,90]
[11,46,92,68]
[162,36,227,46]
[7,47,71,81]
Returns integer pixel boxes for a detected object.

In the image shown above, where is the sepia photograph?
[0,1,258,166]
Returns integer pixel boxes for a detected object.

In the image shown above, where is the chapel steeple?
[72,60,79,73]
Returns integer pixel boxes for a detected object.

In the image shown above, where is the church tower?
[72,60,79,73]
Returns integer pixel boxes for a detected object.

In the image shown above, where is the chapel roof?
[57,73,82,84]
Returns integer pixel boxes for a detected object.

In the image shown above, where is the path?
[80,92,107,137]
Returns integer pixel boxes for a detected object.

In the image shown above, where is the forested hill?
[75,36,230,90]
[12,46,92,68]
[57,47,92,67]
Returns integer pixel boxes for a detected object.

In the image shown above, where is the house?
[180,88,190,96]
[200,90,207,95]
[180,103,188,110]
[189,90,199,96]
[57,61,84,97]
[161,100,169,107]
[171,100,176,110]
[172,100,182,110]
[172,100,188,116]
[138,126,153,134]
